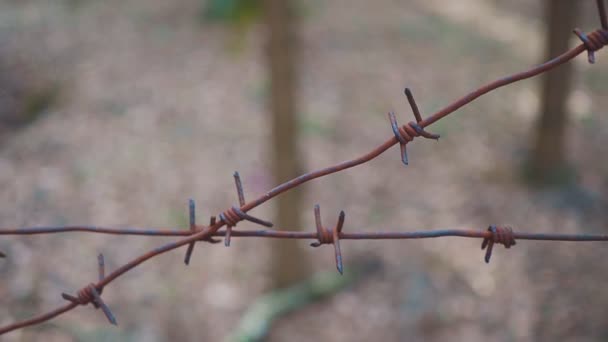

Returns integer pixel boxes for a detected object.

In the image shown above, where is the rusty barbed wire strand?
[5,222,608,243]
[1,0,607,335]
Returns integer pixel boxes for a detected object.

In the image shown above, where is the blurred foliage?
[299,116,333,138]
[229,257,381,342]
[584,68,608,93]
[67,325,137,342]
[0,64,60,137]
[1,87,57,126]
[21,87,58,121]
[201,0,261,25]
[521,159,577,187]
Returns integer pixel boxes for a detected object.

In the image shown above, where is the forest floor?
[1,1,608,341]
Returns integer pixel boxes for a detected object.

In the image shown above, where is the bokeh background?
[1,0,607,341]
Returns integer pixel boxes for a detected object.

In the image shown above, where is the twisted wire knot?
[220,207,242,227]
[185,174,274,256]
[183,199,221,266]
[75,283,99,305]
[219,206,273,229]
[310,205,346,274]
[62,283,116,325]
[481,225,516,263]
[388,88,440,166]
[216,172,273,247]
[395,121,439,143]
[61,254,117,325]
[219,207,242,247]
[573,28,608,63]
[312,224,335,245]
[218,206,273,247]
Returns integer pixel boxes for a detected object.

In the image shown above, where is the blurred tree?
[200,0,310,287]
[264,0,311,288]
[527,0,581,186]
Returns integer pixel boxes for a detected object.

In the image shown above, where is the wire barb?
[404,87,423,123]
[310,205,346,274]
[234,171,246,206]
[184,199,197,265]
[219,172,273,246]
[404,88,440,140]
[98,253,105,281]
[597,0,607,30]
[388,89,440,166]
[219,207,273,246]
[572,2,608,64]
[61,254,117,325]
[573,28,608,64]
[481,225,516,263]
[184,200,221,265]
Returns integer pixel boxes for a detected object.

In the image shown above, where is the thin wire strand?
[3,225,608,242]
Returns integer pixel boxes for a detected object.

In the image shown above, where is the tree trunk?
[528,0,580,185]
[264,0,311,289]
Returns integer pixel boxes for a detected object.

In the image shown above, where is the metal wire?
[1,1,607,335]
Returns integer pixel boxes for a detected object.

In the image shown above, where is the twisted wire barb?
[310,205,346,274]
[389,88,440,165]
[60,254,117,325]
[1,0,607,335]
[219,171,273,247]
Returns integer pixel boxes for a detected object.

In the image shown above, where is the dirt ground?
[1,1,608,341]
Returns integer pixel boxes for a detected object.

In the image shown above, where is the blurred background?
[1,0,607,341]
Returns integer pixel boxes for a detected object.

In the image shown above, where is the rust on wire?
[219,172,273,247]
[1,0,607,336]
[481,225,516,263]
[184,199,221,265]
[310,205,346,274]
[61,254,117,325]
[4,223,608,244]
[572,27,608,64]
[388,88,440,165]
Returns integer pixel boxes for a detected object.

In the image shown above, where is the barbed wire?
[1,0,607,335]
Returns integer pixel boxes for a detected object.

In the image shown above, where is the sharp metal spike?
[484,243,494,264]
[184,199,197,265]
[336,210,345,233]
[189,199,196,228]
[61,293,78,303]
[90,286,117,326]
[233,172,246,206]
[404,88,423,123]
[232,207,273,227]
[598,0,608,29]
[333,226,343,275]
[98,254,105,281]
[400,143,409,165]
[225,227,232,247]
